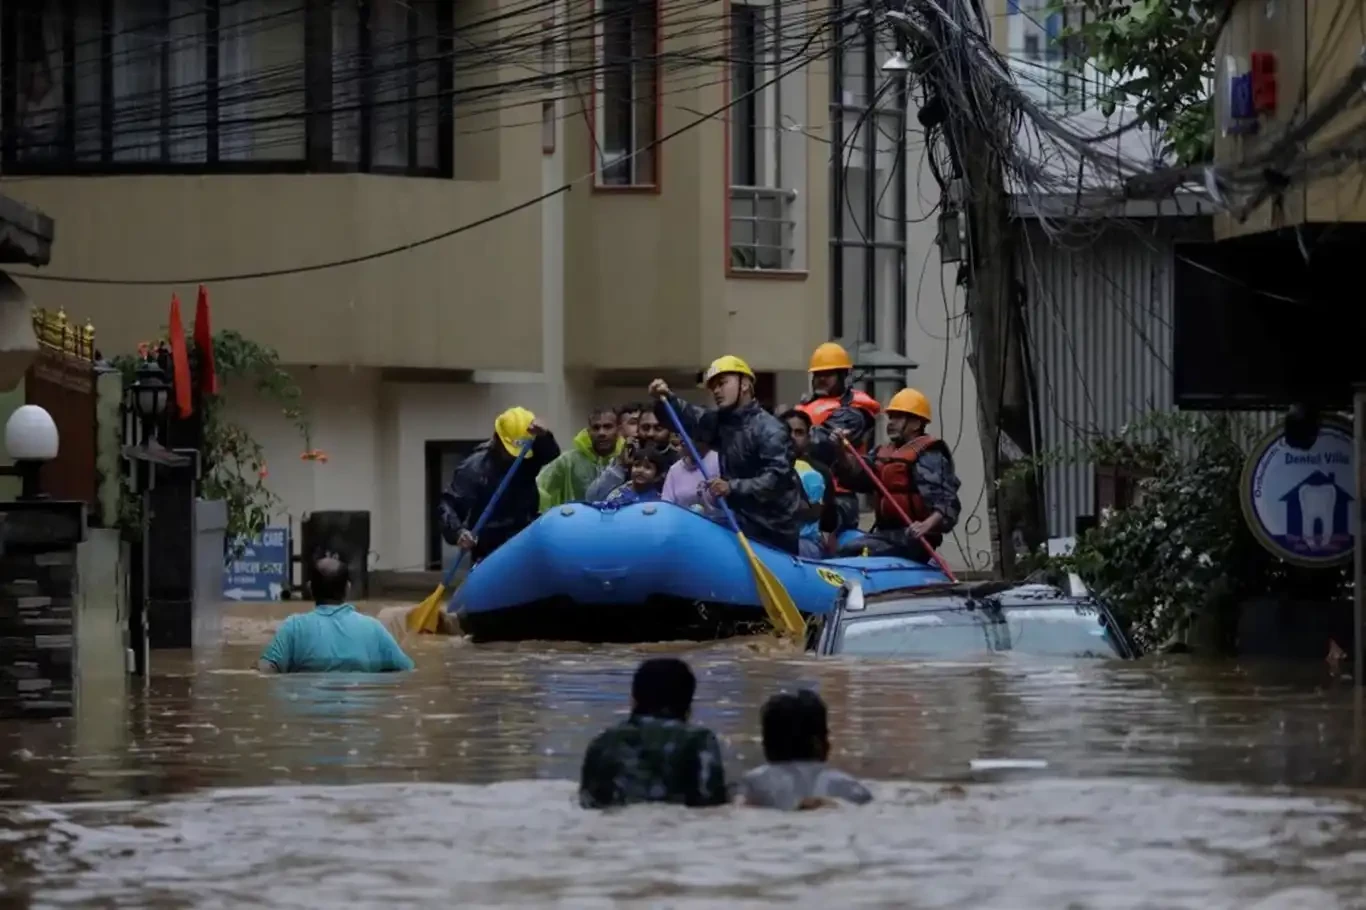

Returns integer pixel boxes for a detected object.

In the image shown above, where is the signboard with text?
[1240,418,1356,568]
[223,526,290,601]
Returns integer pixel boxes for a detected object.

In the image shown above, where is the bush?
[1013,413,1349,654]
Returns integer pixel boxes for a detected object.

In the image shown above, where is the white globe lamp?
[5,404,59,499]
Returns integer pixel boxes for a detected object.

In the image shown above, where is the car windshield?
[836,606,988,658]
[994,606,1123,658]
[834,599,1123,659]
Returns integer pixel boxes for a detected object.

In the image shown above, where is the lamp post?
[4,405,60,499]
[129,359,169,447]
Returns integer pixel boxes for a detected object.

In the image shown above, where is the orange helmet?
[886,388,932,422]
[808,342,853,373]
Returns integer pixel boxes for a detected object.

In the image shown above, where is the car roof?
[845,581,1099,619]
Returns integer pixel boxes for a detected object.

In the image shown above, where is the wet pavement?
[2,605,1366,908]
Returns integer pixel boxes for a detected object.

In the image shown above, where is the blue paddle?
[659,398,804,635]
[408,436,535,632]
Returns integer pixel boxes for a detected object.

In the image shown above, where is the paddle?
[659,398,805,637]
[838,436,958,582]
[407,437,536,634]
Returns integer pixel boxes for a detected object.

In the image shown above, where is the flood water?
[3,606,1366,908]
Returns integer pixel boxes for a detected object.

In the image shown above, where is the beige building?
[1,0,837,572]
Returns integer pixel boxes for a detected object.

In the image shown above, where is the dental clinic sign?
[1240,418,1356,567]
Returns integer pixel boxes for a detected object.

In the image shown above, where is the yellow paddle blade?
[735,532,805,636]
[406,583,449,634]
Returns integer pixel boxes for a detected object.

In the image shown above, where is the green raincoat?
[536,429,624,510]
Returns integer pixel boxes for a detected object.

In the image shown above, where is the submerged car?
[809,576,1134,659]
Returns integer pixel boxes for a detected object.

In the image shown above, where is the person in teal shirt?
[258,554,415,674]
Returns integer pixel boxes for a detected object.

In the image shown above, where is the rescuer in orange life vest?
[830,388,962,563]
[797,342,882,531]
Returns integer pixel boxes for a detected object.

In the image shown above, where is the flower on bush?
[301,449,329,464]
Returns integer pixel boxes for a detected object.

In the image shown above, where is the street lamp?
[5,404,59,499]
[130,359,169,444]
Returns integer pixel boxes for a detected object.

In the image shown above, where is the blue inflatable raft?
[450,501,950,642]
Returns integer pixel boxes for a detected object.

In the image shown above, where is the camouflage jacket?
[579,714,728,809]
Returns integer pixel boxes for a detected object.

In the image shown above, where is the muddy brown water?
[2,603,1366,908]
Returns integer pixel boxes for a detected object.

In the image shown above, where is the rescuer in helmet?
[647,356,805,554]
[797,342,882,531]
[831,388,961,563]
[437,406,560,563]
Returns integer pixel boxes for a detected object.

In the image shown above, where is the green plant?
[1049,0,1222,165]
[1007,412,1350,653]
[112,330,316,547]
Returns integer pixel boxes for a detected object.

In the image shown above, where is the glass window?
[995,606,1124,658]
[597,0,658,186]
[2,0,452,176]
[835,610,989,658]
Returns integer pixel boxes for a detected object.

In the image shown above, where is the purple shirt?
[661,452,720,509]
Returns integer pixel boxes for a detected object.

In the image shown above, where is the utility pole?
[900,0,1045,577]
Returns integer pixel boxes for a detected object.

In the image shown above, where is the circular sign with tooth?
[1240,417,1356,567]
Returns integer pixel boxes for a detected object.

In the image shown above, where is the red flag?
[168,293,193,418]
[194,284,219,396]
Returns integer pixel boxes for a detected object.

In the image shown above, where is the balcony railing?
[730,186,798,271]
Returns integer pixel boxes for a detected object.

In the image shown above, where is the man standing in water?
[259,554,414,674]
[579,658,727,808]
[736,690,871,809]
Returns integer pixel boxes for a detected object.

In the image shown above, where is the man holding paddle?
[437,406,560,563]
[830,387,961,563]
[648,355,804,555]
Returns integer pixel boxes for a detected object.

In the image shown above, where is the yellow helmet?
[887,388,932,422]
[702,354,755,384]
[808,342,853,373]
[493,406,536,456]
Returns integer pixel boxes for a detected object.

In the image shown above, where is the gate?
[25,308,96,507]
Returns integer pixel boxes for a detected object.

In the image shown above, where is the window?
[727,1,804,272]
[595,0,658,186]
[730,5,761,187]
[1008,1,1086,111]
[830,4,907,347]
[1,0,454,176]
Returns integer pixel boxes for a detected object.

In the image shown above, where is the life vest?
[796,388,881,429]
[872,435,946,538]
[797,389,880,495]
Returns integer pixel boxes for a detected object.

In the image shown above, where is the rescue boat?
[449,500,949,642]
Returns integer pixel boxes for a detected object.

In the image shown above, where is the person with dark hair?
[736,690,871,810]
[584,402,653,502]
[616,402,648,442]
[537,406,623,509]
[258,554,414,674]
[602,445,668,505]
[636,408,676,460]
[579,658,728,809]
[780,408,842,556]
